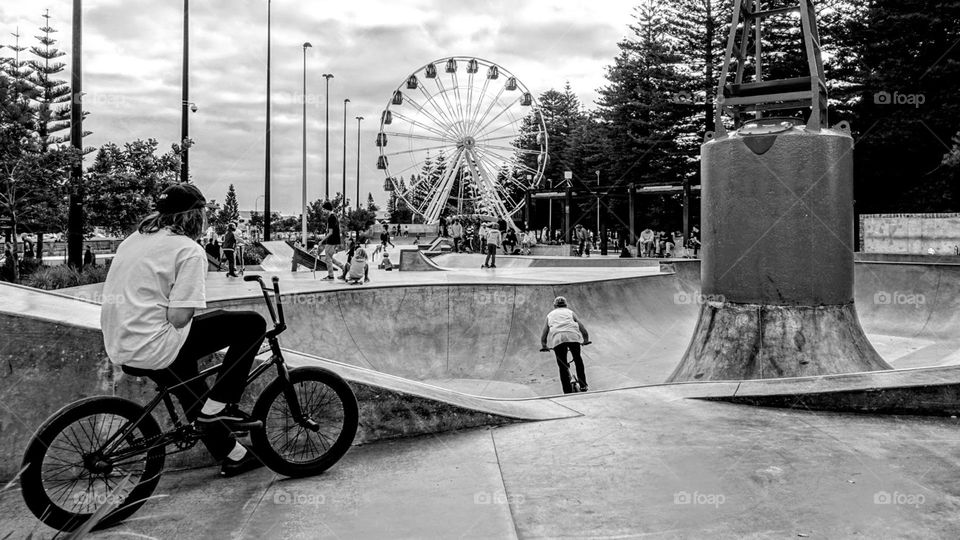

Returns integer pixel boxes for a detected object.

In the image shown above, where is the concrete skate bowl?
[854,261,960,368]
[209,272,704,398]
[430,253,664,269]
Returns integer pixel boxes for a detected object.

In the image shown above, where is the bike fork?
[274,357,320,432]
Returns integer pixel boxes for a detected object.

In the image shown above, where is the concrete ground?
[3,384,960,539]
[7,255,960,537]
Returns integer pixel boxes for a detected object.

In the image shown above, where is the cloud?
[1,0,635,213]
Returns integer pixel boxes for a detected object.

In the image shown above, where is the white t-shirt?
[486,229,502,247]
[101,230,207,369]
[546,307,583,348]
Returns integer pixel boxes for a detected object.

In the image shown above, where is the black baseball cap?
[157,183,209,214]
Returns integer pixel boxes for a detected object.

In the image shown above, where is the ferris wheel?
[376,57,548,225]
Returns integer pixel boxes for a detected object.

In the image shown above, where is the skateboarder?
[540,296,590,393]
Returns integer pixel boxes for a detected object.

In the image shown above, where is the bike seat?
[121,365,168,389]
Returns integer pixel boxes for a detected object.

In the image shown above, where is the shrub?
[243,244,266,265]
[22,262,111,290]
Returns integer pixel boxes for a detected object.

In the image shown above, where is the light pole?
[301,42,312,246]
[342,98,350,216]
[355,115,363,209]
[180,0,189,183]
[254,194,264,241]
[595,170,601,233]
[322,73,334,200]
[263,0,272,241]
[67,0,83,269]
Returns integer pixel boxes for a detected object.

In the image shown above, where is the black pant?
[484,243,497,266]
[223,248,236,275]
[553,342,586,394]
[137,310,266,459]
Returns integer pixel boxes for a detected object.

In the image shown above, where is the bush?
[23,262,111,290]
[243,244,266,265]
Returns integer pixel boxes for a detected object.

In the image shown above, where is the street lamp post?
[342,98,350,216]
[263,0,272,241]
[301,42,312,246]
[322,73,334,200]
[180,0,189,183]
[596,170,601,233]
[355,116,363,209]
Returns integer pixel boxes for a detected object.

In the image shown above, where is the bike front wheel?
[250,367,358,477]
[20,396,166,532]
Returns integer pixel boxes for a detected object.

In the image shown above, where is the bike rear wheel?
[250,367,358,477]
[20,396,165,532]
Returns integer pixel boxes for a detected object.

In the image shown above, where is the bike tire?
[20,396,165,532]
[250,367,358,478]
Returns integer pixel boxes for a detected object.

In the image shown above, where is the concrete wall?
[860,213,960,255]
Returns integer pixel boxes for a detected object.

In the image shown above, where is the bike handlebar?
[540,341,591,352]
[245,275,286,335]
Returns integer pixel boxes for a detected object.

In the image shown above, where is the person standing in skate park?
[320,201,341,281]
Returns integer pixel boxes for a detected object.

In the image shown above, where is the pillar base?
[667,302,891,382]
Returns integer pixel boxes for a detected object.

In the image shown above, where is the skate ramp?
[398,248,445,271]
[211,273,704,397]
[259,240,332,272]
[431,253,663,269]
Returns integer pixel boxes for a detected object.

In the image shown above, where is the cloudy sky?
[1,0,637,213]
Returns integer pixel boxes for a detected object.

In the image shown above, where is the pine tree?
[27,10,71,151]
[220,184,240,226]
[596,0,691,188]
[366,192,379,212]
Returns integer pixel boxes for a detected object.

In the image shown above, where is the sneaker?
[490,264,496,268]
[196,404,259,431]
[481,264,488,268]
[321,276,335,281]
[220,447,264,478]
[580,384,589,392]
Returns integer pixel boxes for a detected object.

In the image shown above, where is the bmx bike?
[19,275,359,532]
[540,341,592,393]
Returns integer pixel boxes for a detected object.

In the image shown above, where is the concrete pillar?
[628,183,636,245]
[564,187,572,244]
[667,120,890,382]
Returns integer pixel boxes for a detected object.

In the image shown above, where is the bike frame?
[96,276,307,462]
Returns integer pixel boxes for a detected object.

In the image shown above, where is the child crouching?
[345,248,369,285]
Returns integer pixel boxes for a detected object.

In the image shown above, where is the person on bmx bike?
[540,296,591,393]
[100,183,267,477]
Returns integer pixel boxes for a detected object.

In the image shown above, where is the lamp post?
[322,73,334,200]
[595,170,601,233]
[254,195,264,241]
[180,0,189,183]
[342,98,350,216]
[355,115,363,209]
[301,42,312,246]
[67,0,83,268]
[263,0,272,241]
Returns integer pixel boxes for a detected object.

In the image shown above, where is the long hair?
[137,208,207,240]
